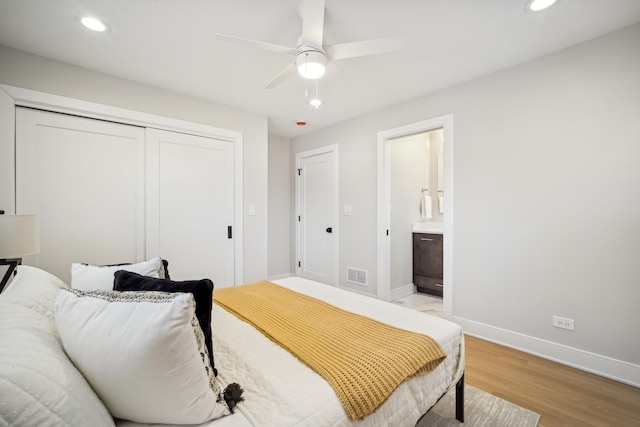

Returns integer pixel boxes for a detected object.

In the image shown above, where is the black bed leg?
[455,373,464,423]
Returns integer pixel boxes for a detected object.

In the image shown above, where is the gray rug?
[417,385,540,427]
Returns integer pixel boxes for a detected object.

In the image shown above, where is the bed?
[209,277,465,427]
[0,265,463,427]
[119,277,465,427]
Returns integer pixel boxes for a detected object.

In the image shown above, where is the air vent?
[347,267,368,286]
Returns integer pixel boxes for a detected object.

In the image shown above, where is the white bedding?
[213,277,465,427]
[117,277,464,427]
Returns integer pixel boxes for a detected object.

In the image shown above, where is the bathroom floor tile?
[392,292,444,318]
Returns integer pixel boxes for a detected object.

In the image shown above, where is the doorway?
[376,115,453,319]
[295,145,339,285]
[389,129,443,299]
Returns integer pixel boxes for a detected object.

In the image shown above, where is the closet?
[15,107,235,287]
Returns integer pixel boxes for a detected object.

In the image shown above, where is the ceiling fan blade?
[214,33,297,55]
[325,36,406,61]
[264,61,297,89]
[302,0,325,47]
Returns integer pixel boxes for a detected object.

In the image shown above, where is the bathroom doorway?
[389,129,443,296]
[376,115,454,319]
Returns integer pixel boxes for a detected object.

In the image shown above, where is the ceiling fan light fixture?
[525,0,558,12]
[297,49,327,79]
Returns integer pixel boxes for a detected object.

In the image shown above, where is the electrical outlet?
[552,315,575,331]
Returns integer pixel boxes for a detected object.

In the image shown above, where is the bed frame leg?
[455,373,464,422]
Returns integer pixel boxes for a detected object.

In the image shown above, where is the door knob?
[326,227,332,233]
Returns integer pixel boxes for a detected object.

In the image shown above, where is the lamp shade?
[0,214,40,259]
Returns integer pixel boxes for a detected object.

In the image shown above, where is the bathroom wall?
[390,133,430,291]
[428,131,444,223]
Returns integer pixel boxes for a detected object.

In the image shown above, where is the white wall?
[291,24,640,384]
[0,44,269,283]
[267,134,292,278]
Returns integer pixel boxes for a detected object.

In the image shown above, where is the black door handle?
[326,227,332,233]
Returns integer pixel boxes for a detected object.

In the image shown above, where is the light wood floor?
[464,335,640,426]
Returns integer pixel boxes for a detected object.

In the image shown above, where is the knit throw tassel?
[223,383,244,414]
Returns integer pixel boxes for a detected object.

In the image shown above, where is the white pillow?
[70,257,162,291]
[0,266,115,427]
[54,289,230,424]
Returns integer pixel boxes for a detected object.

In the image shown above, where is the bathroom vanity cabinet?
[412,232,443,297]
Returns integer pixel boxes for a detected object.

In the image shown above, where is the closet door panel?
[16,108,145,284]
[146,129,234,287]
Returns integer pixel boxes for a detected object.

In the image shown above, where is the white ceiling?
[0,0,639,138]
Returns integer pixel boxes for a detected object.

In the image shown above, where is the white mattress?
[213,277,465,427]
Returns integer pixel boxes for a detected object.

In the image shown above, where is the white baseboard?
[267,272,293,281]
[337,283,376,298]
[390,283,416,301]
[454,316,640,388]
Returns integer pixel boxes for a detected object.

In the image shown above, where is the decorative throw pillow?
[54,289,230,424]
[113,270,217,376]
[159,258,171,279]
[103,259,171,280]
[70,257,163,291]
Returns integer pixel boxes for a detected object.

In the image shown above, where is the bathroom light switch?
[248,204,256,216]
[344,205,352,216]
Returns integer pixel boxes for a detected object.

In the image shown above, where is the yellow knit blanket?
[214,281,446,420]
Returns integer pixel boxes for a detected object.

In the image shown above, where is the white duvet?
[213,277,465,427]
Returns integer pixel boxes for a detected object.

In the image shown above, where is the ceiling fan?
[214,0,405,89]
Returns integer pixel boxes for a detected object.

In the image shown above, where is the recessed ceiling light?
[525,0,558,12]
[80,16,110,32]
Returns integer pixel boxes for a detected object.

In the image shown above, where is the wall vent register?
[347,267,367,286]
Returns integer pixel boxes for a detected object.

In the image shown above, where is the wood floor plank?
[464,334,640,427]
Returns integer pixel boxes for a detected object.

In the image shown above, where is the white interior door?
[296,146,338,285]
[15,107,145,284]
[146,129,234,288]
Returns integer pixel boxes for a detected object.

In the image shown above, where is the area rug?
[417,385,540,426]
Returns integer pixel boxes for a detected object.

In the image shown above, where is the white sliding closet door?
[16,107,145,284]
[146,129,235,288]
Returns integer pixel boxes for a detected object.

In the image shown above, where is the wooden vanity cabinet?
[412,232,443,297]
